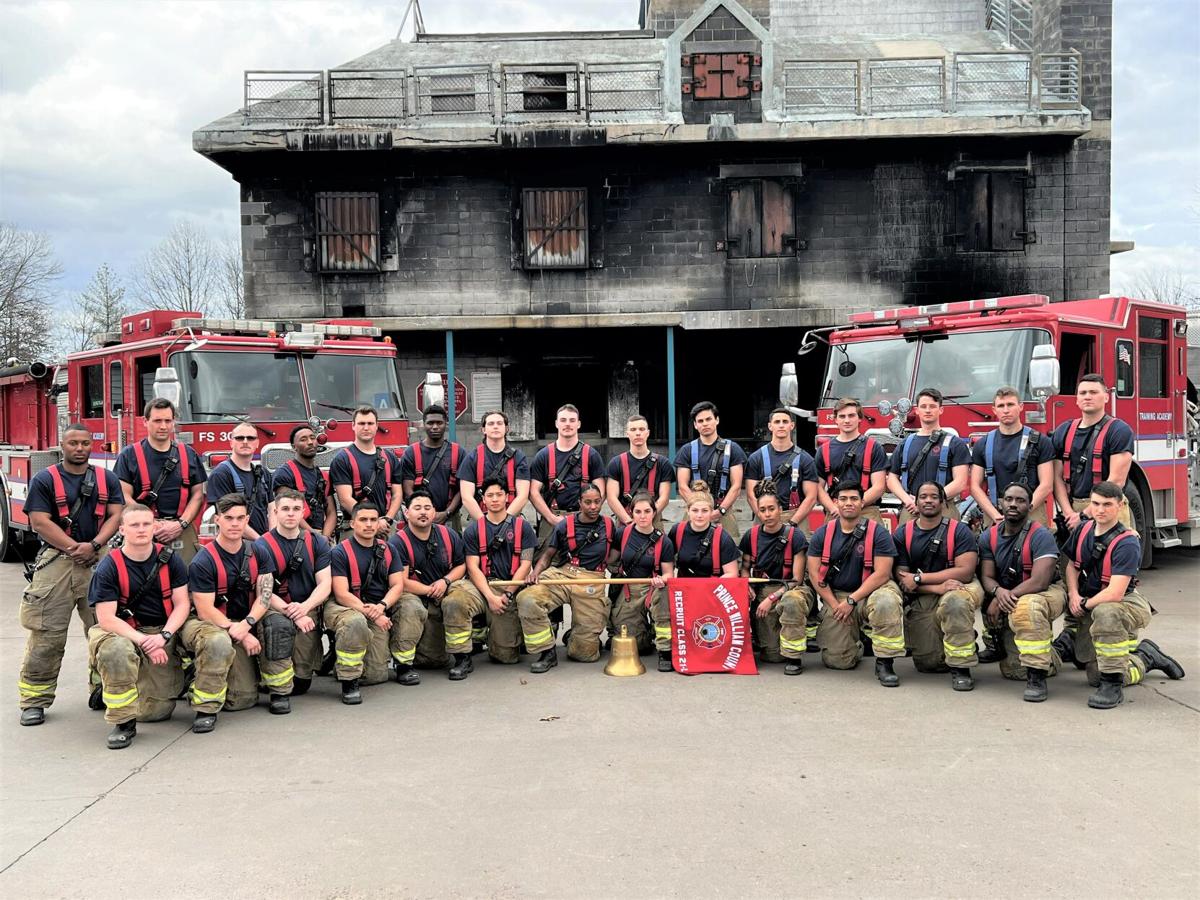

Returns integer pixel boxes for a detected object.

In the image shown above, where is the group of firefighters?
[15,372,1186,750]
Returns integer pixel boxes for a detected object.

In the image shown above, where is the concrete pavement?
[1,549,1198,899]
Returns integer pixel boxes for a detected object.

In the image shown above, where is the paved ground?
[1,549,1197,899]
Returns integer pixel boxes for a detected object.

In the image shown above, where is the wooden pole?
[487,576,776,587]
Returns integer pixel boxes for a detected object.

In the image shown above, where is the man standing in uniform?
[744,408,819,528]
[458,410,531,523]
[815,398,888,524]
[330,405,403,539]
[255,488,332,703]
[207,423,272,540]
[114,398,207,563]
[969,387,1055,527]
[400,405,464,530]
[272,424,336,539]
[808,481,906,686]
[675,401,747,542]
[464,478,538,667]
[978,482,1066,701]
[182,493,277,732]
[18,424,124,725]
[86,504,190,748]
[1064,481,1185,709]
[739,489,809,674]
[326,502,406,704]
[518,484,614,673]
[894,482,983,691]
[887,388,971,523]
[606,414,673,527]
[530,404,605,548]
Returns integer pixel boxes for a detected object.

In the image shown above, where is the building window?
[687,53,754,100]
[955,173,1027,251]
[502,66,580,117]
[726,180,796,259]
[1137,316,1168,398]
[81,364,104,418]
[315,191,380,273]
[1115,339,1134,398]
[522,188,588,269]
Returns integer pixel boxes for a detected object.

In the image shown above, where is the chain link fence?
[782,60,859,116]
[585,63,662,122]
[244,71,323,124]
[413,65,493,119]
[329,70,407,123]
[501,65,582,121]
[953,53,1032,110]
[867,58,946,113]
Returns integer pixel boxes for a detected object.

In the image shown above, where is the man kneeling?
[87,504,190,749]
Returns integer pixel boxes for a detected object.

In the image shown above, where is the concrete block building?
[194,0,1112,455]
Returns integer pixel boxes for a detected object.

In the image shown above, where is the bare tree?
[213,237,246,318]
[132,221,218,315]
[1116,266,1200,310]
[0,223,61,362]
[62,262,130,351]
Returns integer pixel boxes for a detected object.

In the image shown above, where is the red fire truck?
[0,310,410,558]
[780,294,1199,563]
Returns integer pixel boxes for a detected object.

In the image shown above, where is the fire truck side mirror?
[153,367,182,408]
[779,362,798,407]
[1029,344,1061,398]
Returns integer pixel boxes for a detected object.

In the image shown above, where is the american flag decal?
[1119,345,1132,365]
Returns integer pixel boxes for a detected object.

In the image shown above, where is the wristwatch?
[846,596,858,608]
[718,506,728,516]
[89,539,101,553]
[245,615,258,627]
[913,572,923,586]
[160,629,174,643]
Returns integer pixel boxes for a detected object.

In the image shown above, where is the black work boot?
[394,663,420,686]
[269,695,291,715]
[1053,629,1087,670]
[530,648,558,674]
[290,677,312,696]
[950,667,974,692]
[1133,640,1186,680]
[340,679,362,705]
[107,721,137,750]
[88,684,104,711]
[1088,673,1124,709]
[657,651,673,672]
[20,708,45,726]
[1023,667,1049,702]
[875,658,900,687]
[448,654,474,681]
[192,712,218,733]
[318,641,336,677]
[784,658,804,676]
[977,627,1007,664]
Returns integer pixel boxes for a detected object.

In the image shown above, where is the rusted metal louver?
[316,191,380,272]
[522,188,588,269]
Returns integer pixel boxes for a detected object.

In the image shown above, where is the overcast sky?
[1,0,1197,306]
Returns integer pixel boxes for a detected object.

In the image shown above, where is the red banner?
[669,577,758,675]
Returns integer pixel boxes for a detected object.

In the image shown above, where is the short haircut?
[832,479,864,498]
[351,501,380,519]
[1079,373,1107,389]
[556,404,580,418]
[481,409,509,427]
[914,480,947,502]
[1091,480,1124,501]
[143,398,176,419]
[768,407,795,423]
[1003,482,1033,501]
[690,401,718,420]
[353,405,378,422]
[423,404,447,420]
[626,414,648,427]
[993,386,1021,402]
[274,487,304,505]
[215,492,249,515]
[121,502,153,520]
[230,422,257,436]
[407,489,434,506]
[479,477,507,495]
[834,398,862,416]
[289,423,315,444]
[916,387,943,406]
[62,423,90,437]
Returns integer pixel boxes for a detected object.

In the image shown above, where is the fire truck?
[0,310,411,558]
[780,294,1199,564]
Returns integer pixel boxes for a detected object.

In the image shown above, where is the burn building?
[194,0,1112,456]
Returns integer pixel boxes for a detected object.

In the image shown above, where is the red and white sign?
[669,577,757,675]
[415,374,468,420]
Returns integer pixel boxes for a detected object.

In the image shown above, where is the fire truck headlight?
[889,417,906,438]
[895,397,912,415]
[878,400,893,417]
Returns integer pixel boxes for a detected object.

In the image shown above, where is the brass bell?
[604,625,646,677]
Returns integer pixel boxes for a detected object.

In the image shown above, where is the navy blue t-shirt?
[328,445,401,513]
[26,465,123,543]
[189,541,272,620]
[979,523,1061,590]
[88,547,189,627]
[271,460,331,531]
[815,436,888,496]
[1069,522,1140,597]
[548,515,614,572]
[464,515,538,579]
[971,428,1055,503]
[671,523,742,578]
[809,521,897,593]
[114,440,207,518]
[530,442,605,512]
[606,452,675,510]
[673,438,748,496]
[456,443,531,498]
[399,441,462,512]
[1052,417,1136,500]
[614,525,676,578]
[255,529,332,603]
[206,460,271,535]
[888,432,971,491]
[331,538,403,604]
[389,525,465,585]
[738,524,809,580]
[894,519,977,574]
[745,445,818,510]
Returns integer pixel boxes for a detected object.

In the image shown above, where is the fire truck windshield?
[173,351,307,422]
[302,354,405,420]
[914,328,1050,402]
[823,339,918,406]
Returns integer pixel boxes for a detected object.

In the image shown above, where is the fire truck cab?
[781,294,1199,563]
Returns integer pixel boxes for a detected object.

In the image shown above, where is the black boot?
[318,637,337,677]
[977,627,1007,664]
[290,677,312,696]
[340,679,362,705]
[269,695,291,715]
[192,712,218,733]
[1088,673,1124,709]
[784,658,804,676]
[1133,639,1186,680]
[1023,667,1049,702]
[950,667,974,692]
[448,654,474,681]
[657,651,673,672]
[88,684,105,711]
[875,658,899,687]
[1053,629,1087,670]
[530,648,558,674]
[107,721,137,750]
[394,663,421,686]
[20,708,45,726]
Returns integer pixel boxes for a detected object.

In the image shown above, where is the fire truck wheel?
[1123,481,1153,570]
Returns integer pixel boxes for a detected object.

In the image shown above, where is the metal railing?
[867,58,946,113]
[413,65,493,119]
[1037,51,1082,109]
[501,64,583,120]
[782,60,860,115]
[986,0,1034,52]
[952,52,1032,110]
[328,69,407,122]
[244,70,323,124]
[585,62,662,122]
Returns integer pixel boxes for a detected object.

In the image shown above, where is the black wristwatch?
[718,506,728,516]
[245,615,258,627]
[89,539,101,553]
[159,629,174,643]
[846,596,858,608]
[913,572,923,586]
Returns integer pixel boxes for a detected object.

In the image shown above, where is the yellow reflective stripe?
[336,649,366,663]
[872,635,905,649]
[471,628,489,640]
[191,685,227,703]
[445,628,472,649]
[1095,640,1136,658]
[942,642,976,658]
[524,627,553,646]
[103,687,139,708]
[1014,639,1052,653]
[654,625,672,639]
[260,666,294,687]
[18,680,55,697]
[806,625,818,637]
[780,637,807,653]
[392,649,416,664]
[1129,666,1143,684]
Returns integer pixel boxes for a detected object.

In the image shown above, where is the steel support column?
[445,329,456,442]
